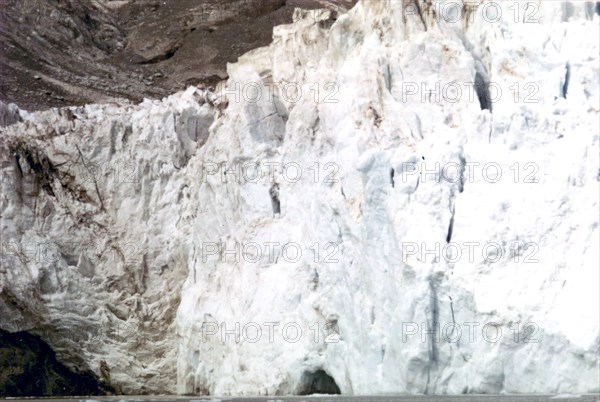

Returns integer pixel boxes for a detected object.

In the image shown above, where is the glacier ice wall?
[1,0,599,396]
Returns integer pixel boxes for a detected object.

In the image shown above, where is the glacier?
[0,0,599,396]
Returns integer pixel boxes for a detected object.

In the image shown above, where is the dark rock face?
[0,329,112,397]
[0,0,358,111]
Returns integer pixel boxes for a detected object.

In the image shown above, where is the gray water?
[3,394,599,402]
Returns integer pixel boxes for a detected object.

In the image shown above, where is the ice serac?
[177,0,599,395]
[0,0,599,396]
[0,90,217,394]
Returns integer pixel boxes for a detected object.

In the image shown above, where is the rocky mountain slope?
[0,0,356,111]
[1,0,599,396]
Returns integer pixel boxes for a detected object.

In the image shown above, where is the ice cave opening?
[297,369,341,395]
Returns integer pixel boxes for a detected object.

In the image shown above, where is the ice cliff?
[1,0,599,396]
